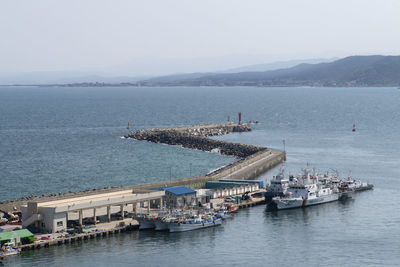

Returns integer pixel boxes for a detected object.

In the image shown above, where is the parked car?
[224,197,235,203]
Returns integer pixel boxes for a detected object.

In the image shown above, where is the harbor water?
[1,86,399,266]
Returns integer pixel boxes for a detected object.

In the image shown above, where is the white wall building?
[21,190,164,233]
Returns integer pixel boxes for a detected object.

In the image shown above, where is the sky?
[1,0,400,76]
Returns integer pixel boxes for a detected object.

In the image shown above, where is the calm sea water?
[1,86,399,266]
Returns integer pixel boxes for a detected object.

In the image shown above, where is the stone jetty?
[0,123,286,213]
[126,123,263,158]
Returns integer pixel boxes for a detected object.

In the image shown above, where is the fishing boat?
[215,207,231,220]
[0,242,19,257]
[225,203,238,213]
[154,217,170,231]
[169,215,222,232]
[135,215,156,230]
[341,177,374,191]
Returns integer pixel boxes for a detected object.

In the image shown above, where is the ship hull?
[154,220,169,231]
[265,191,285,203]
[268,193,339,211]
[169,219,222,233]
[136,217,155,230]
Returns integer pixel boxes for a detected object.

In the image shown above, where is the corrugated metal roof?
[15,229,33,238]
[152,186,196,196]
[166,186,196,196]
[0,231,16,241]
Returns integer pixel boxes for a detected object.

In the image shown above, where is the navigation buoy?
[352,123,356,132]
[127,122,131,130]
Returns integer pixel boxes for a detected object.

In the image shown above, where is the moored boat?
[169,216,222,232]
[0,242,19,257]
[265,167,289,202]
[267,168,339,211]
[135,215,156,230]
[266,166,373,211]
[154,218,170,231]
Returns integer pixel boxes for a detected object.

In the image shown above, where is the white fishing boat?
[0,242,19,257]
[341,177,373,191]
[169,216,222,232]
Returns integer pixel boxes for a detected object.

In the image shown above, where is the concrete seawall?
[0,123,285,213]
[125,123,285,188]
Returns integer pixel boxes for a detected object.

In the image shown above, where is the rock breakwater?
[125,123,263,158]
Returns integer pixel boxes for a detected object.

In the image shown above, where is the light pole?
[169,165,172,185]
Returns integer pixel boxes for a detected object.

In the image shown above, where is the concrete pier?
[0,123,285,213]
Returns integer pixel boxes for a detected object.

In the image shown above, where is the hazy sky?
[1,0,400,74]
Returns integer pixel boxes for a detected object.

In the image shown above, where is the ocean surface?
[0,86,399,266]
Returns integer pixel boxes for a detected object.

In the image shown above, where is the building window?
[57,221,63,227]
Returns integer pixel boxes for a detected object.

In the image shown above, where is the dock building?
[152,186,197,208]
[205,180,260,198]
[21,190,164,233]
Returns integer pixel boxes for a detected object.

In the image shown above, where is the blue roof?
[152,186,196,196]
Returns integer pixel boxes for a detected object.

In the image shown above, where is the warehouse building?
[21,190,165,233]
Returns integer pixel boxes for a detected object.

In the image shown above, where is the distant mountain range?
[2,55,399,87]
[220,58,338,73]
[139,55,400,87]
[0,58,335,85]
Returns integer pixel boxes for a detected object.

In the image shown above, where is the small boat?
[0,242,19,257]
[215,207,231,220]
[225,203,238,213]
[169,216,222,232]
[342,177,374,192]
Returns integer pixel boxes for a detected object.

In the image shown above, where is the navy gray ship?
[266,167,373,211]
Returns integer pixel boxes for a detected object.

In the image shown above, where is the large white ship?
[267,168,340,211]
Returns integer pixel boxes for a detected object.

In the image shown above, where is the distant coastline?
[1,84,400,88]
[2,55,400,88]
